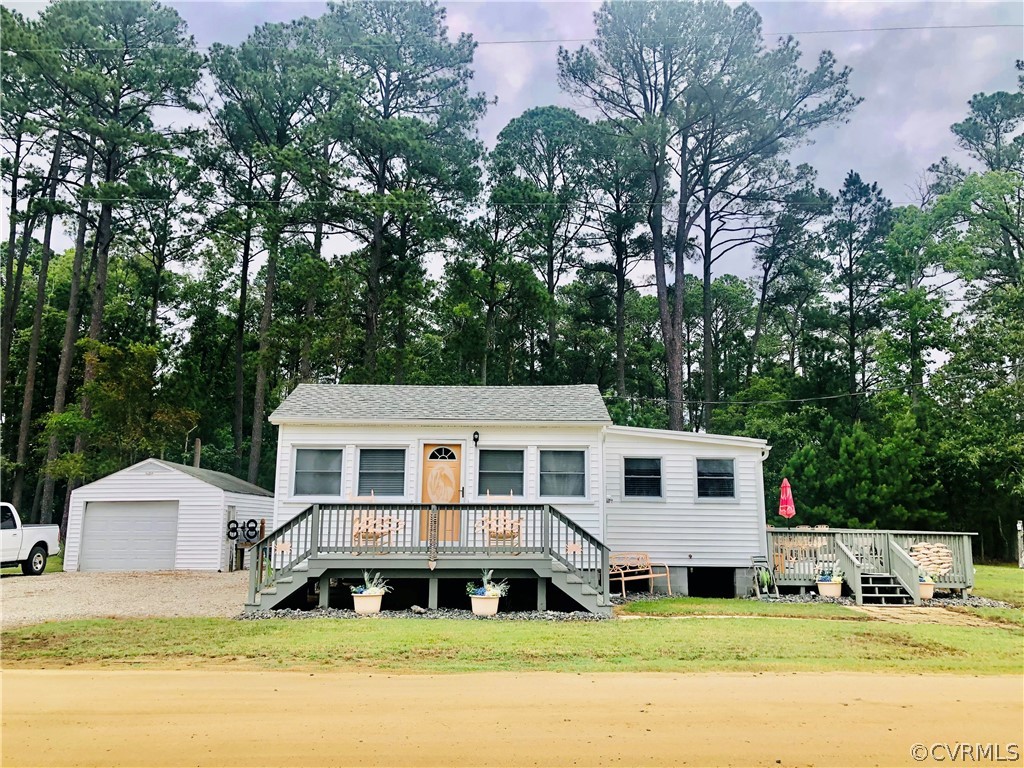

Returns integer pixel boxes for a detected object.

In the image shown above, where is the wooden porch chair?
[351,512,404,552]
[477,510,522,551]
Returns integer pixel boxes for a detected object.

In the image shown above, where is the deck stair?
[859,573,913,605]
[246,502,613,616]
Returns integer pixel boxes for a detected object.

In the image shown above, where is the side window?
[1,508,15,530]
[697,458,735,498]
[624,458,662,498]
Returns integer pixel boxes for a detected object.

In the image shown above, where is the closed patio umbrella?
[779,478,796,527]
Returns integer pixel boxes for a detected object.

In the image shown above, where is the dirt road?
[2,670,1021,767]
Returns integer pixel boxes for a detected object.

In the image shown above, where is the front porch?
[766,528,975,605]
[246,503,613,615]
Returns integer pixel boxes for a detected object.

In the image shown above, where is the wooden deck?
[246,503,613,614]
[766,528,975,605]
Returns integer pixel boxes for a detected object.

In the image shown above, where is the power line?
[604,366,1020,407]
[36,195,925,207]
[7,22,1022,55]
[475,23,1024,46]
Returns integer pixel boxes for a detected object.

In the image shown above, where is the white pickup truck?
[1,502,60,575]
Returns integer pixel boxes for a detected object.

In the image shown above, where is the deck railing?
[249,503,611,605]
[887,538,921,605]
[767,528,975,589]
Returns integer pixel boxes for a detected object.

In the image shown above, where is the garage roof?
[269,384,612,425]
[153,461,273,497]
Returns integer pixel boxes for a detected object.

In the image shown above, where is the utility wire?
[7,22,1022,55]
[603,365,1020,407]
[475,23,1024,46]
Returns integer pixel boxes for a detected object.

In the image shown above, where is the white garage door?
[79,501,179,571]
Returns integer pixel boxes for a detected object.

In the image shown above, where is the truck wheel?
[22,546,47,576]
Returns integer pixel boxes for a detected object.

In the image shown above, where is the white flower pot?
[471,595,500,616]
[816,580,842,598]
[918,582,935,600]
[352,593,383,614]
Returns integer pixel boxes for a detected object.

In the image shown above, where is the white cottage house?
[252,384,770,611]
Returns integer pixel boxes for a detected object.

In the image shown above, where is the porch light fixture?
[473,431,480,446]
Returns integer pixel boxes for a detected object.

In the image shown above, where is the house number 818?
[227,519,259,541]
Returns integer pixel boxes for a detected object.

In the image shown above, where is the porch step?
[547,558,611,617]
[859,573,912,606]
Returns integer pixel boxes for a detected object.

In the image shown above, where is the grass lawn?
[0,552,63,575]
[972,564,1024,606]
[2,616,1020,674]
[618,597,864,620]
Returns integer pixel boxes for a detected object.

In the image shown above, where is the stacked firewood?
[908,542,954,576]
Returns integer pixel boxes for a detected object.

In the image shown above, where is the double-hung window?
[696,458,735,499]
[358,449,406,496]
[624,458,662,498]
[478,450,524,496]
[539,450,586,497]
[294,449,343,497]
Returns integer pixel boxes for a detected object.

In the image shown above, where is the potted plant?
[466,569,509,616]
[350,571,391,614]
[918,570,935,601]
[815,566,844,598]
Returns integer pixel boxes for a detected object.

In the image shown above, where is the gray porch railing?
[834,540,862,603]
[248,503,611,605]
[767,528,975,590]
[887,538,921,605]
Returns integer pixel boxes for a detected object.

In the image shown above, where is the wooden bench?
[609,552,672,597]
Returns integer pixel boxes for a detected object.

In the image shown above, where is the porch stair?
[549,559,612,615]
[859,573,913,606]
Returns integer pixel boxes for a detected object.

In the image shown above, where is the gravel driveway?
[0,571,249,629]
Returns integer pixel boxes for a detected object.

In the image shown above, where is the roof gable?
[270,384,611,425]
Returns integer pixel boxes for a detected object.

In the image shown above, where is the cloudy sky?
[159,0,1024,206]
[7,0,1023,276]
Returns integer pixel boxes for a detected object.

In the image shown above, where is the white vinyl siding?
[358,448,406,496]
[478,449,525,496]
[539,450,586,497]
[273,425,604,536]
[604,426,768,568]
[294,448,343,496]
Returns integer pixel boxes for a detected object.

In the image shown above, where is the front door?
[420,444,462,542]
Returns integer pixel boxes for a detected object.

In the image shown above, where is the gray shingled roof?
[154,460,273,497]
[269,384,611,425]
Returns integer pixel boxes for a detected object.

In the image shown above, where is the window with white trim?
[697,458,735,498]
[624,457,662,498]
[539,450,586,497]
[358,449,406,496]
[478,449,524,496]
[294,449,343,496]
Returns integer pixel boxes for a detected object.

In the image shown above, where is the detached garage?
[64,459,273,572]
